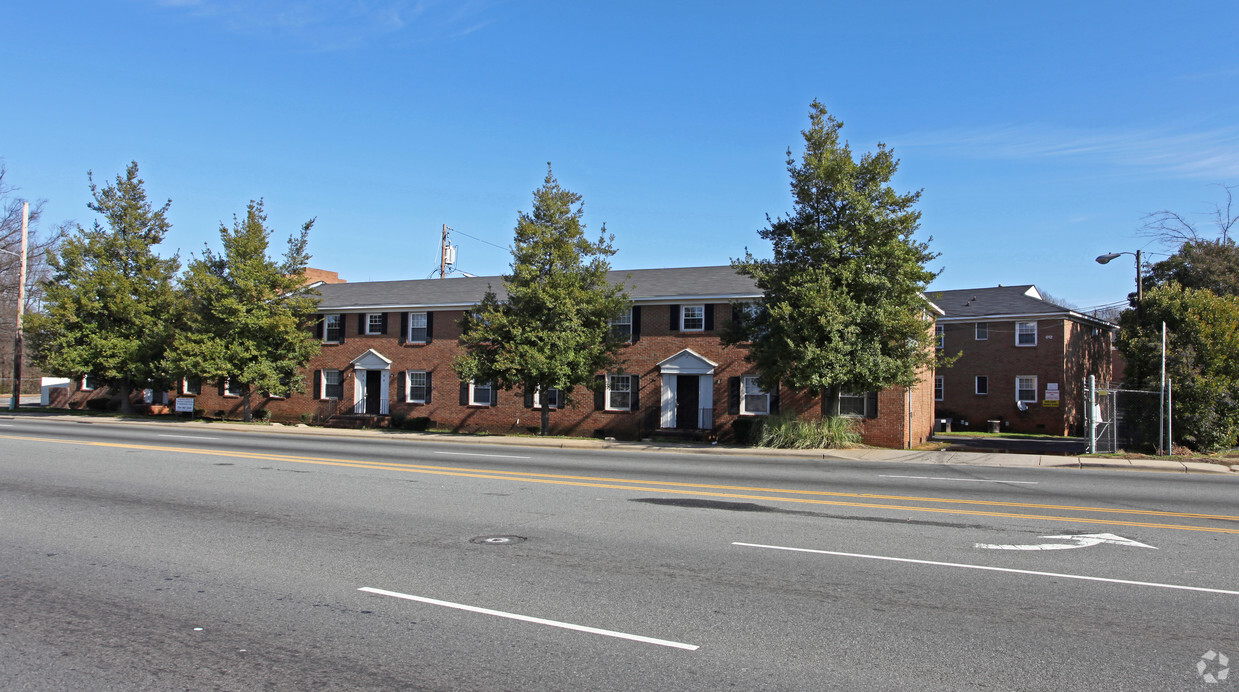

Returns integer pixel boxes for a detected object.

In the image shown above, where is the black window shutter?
[704,304,715,331]
[728,377,741,415]
[338,316,346,344]
[866,391,879,419]
[424,373,432,403]
[770,383,781,414]
[631,375,640,410]
[631,306,641,342]
[218,380,226,396]
[313,370,321,399]
[459,382,469,406]
[425,311,434,343]
[668,304,680,331]
[730,304,741,324]
[315,316,324,340]
[594,374,605,410]
[524,388,535,408]
[489,387,496,407]
[357,313,366,335]
[397,371,406,402]
[379,312,388,335]
[399,312,408,345]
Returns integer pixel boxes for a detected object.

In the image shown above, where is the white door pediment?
[351,349,393,371]
[656,349,718,376]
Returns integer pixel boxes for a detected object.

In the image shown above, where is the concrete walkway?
[5,410,1234,475]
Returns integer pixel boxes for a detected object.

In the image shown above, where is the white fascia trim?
[632,294,762,304]
[938,312,1116,328]
[322,295,766,312]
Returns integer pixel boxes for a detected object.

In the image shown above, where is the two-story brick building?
[929,285,1115,435]
[61,266,938,448]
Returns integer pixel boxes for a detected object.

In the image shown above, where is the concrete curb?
[2,412,1235,475]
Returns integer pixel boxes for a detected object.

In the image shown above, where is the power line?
[452,228,509,252]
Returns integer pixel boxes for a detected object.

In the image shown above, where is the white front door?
[353,368,366,414]
[660,375,678,428]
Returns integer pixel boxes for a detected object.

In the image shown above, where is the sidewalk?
[3,411,1234,475]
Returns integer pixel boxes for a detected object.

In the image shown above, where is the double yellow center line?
[5,433,1238,534]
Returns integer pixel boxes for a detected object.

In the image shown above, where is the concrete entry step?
[325,414,391,429]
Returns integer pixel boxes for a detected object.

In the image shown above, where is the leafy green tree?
[1117,284,1239,453]
[1143,239,1239,297]
[455,165,630,435]
[167,199,320,422]
[726,101,939,407]
[25,162,179,412]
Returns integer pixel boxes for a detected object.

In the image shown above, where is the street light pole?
[1095,249,1143,315]
[9,202,28,411]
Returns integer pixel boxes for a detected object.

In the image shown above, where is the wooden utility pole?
[9,202,27,411]
[440,224,448,278]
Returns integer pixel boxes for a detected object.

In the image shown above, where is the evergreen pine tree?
[167,199,320,422]
[455,165,630,435]
[26,162,179,412]
[726,101,939,409]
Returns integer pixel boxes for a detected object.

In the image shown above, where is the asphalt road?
[1,417,1236,690]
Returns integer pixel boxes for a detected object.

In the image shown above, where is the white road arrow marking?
[975,533,1157,551]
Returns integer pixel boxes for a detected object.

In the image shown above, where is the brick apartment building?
[929,285,1115,435]
[61,266,938,448]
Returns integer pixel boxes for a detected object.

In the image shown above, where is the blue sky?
[5,1,1239,311]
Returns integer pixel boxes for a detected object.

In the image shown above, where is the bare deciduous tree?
[0,165,69,390]
[1140,184,1236,245]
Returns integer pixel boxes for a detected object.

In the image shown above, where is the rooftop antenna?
[439,224,457,278]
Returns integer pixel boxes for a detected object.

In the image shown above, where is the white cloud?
[895,123,1239,180]
[152,0,500,51]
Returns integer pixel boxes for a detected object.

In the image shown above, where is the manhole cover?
[469,535,526,545]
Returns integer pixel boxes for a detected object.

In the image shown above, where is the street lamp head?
[1095,252,1123,265]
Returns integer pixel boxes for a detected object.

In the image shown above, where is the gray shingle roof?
[928,285,1114,326]
[313,265,760,311]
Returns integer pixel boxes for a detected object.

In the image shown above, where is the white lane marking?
[359,587,699,650]
[976,532,1157,551]
[732,542,1239,596]
[157,434,219,441]
[434,451,531,460]
[879,475,1038,484]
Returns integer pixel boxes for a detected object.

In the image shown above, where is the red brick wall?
[936,318,1111,435]
[171,303,929,448]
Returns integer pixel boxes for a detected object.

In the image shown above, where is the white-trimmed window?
[975,375,989,395]
[838,391,873,418]
[606,375,633,411]
[469,380,493,406]
[366,313,385,335]
[81,375,96,391]
[182,377,202,396]
[1016,376,1037,403]
[324,314,343,342]
[534,387,562,410]
[224,378,243,397]
[264,377,293,399]
[934,376,944,401]
[975,322,988,340]
[407,370,428,403]
[322,369,343,400]
[935,324,945,349]
[681,305,705,332]
[408,312,428,343]
[1016,321,1037,346]
[740,375,770,415]
[609,308,632,341]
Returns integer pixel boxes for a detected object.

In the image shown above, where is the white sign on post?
[175,397,195,414]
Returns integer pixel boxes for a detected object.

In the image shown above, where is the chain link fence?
[1085,379,1162,454]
